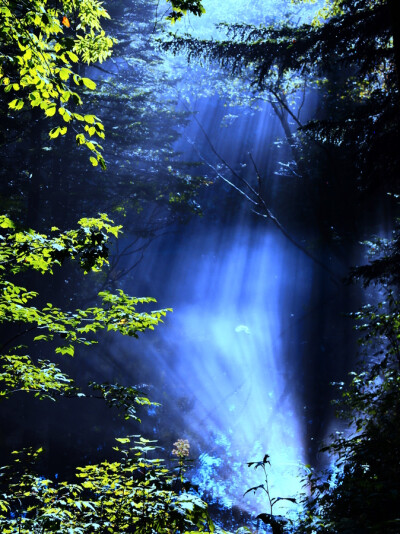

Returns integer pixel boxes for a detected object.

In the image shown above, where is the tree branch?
[185,105,341,285]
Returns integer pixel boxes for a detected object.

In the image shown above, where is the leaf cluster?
[0,213,170,411]
[166,0,206,23]
[0,0,114,167]
[296,291,400,532]
[0,437,215,533]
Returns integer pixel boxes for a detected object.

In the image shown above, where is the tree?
[0,0,221,528]
[163,0,399,236]
[296,236,400,532]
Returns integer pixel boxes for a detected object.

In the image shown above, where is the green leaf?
[45,105,57,117]
[55,345,75,357]
[59,68,71,81]
[67,51,79,62]
[49,127,60,139]
[9,98,24,110]
[81,77,96,90]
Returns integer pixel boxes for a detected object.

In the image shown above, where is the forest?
[0,0,399,532]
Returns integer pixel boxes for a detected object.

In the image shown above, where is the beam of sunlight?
[130,222,310,516]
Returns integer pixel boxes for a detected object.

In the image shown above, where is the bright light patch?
[135,222,309,515]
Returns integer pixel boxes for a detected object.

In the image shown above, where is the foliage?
[0,214,220,531]
[348,218,400,287]
[0,0,209,277]
[167,0,206,23]
[0,0,205,168]
[0,2,222,532]
[162,0,399,241]
[0,436,215,533]
[167,0,394,97]
[0,0,113,167]
[295,233,400,533]
[244,454,296,534]
[0,213,170,410]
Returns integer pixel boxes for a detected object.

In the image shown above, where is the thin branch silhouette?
[184,104,341,285]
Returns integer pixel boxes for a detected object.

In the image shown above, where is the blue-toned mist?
[111,0,353,517]
[135,219,313,515]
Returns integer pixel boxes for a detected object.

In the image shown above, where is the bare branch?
[184,105,341,285]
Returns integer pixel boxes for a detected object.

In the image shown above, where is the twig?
[0,326,38,354]
[185,107,341,285]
